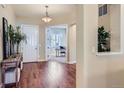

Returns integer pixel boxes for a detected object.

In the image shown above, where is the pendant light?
[42,5,52,23]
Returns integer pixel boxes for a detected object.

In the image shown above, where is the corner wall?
[0,5,16,83]
[76,5,85,87]
[0,5,15,61]
[76,4,124,88]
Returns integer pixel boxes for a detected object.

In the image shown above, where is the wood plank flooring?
[19,61,76,88]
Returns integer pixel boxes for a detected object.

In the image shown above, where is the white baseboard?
[68,60,76,64]
[38,59,47,62]
[23,59,47,63]
[23,61,38,63]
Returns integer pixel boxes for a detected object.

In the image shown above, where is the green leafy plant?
[7,25,26,55]
[98,26,111,52]
[8,25,16,54]
[14,26,26,54]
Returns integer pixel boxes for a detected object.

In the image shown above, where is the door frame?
[68,23,77,64]
[45,24,68,63]
[21,24,39,63]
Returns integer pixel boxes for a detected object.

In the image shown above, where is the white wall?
[76,5,85,87]
[84,4,107,87]
[68,24,76,63]
[76,4,124,88]
[110,5,120,52]
[0,5,15,61]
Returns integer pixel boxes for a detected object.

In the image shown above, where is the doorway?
[46,24,68,63]
[21,25,39,62]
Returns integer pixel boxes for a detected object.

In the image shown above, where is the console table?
[1,54,23,88]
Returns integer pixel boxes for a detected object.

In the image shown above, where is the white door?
[21,25,39,62]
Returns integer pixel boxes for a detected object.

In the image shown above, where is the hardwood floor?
[19,61,76,88]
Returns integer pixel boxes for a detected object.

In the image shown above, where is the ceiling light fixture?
[42,5,52,23]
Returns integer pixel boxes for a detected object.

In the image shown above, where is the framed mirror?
[97,4,122,55]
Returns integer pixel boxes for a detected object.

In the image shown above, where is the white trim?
[45,27,48,60]
[96,52,123,56]
[68,24,77,62]
[68,61,76,64]
[45,24,68,63]
[23,61,39,63]
[38,59,47,62]
[23,60,47,63]
[120,5,124,53]
[65,24,69,63]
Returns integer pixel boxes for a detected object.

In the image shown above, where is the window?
[99,4,107,16]
[99,6,102,16]
[103,4,107,15]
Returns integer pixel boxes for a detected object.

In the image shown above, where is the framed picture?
[2,17,10,59]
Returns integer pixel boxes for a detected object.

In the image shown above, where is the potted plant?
[98,26,111,52]
[14,26,26,54]
[8,25,16,55]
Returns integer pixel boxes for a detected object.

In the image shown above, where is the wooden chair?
[60,46,66,57]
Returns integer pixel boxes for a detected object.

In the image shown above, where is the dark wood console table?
[1,54,22,88]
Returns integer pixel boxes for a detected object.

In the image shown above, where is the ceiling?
[12,4,76,19]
